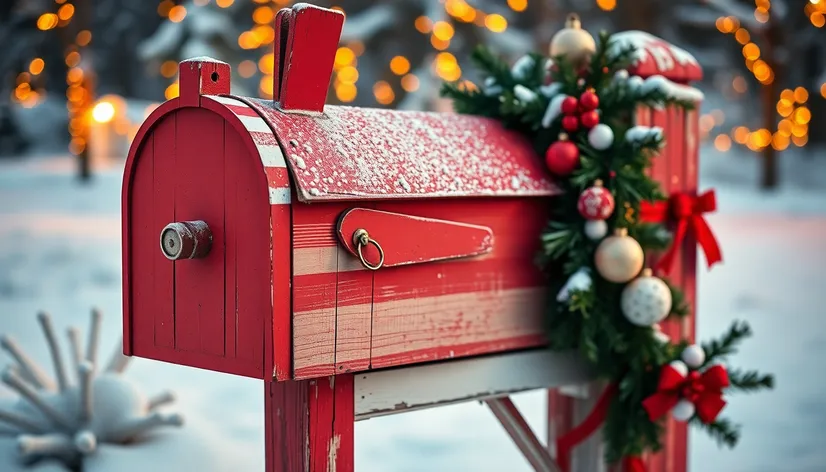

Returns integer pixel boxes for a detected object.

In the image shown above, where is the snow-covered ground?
[0,146,824,471]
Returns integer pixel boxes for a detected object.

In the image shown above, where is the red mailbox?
[122,4,703,471]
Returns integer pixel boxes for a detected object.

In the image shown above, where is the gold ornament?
[594,228,644,283]
[549,14,596,67]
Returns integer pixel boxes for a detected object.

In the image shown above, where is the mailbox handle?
[159,221,212,261]
[336,208,493,269]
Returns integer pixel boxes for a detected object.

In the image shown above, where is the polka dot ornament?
[577,180,615,220]
[620,268,673,326]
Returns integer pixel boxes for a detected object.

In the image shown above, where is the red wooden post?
[266,375,355,472]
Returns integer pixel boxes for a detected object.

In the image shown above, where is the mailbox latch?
[159,221,213,261]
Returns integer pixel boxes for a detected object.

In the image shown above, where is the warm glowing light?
[459,80,477,92]
[253,6,274,25]
[401,74,420,92]
[259,53,274,74]
[390,56,411,76]
[29,58,45,76]
[792,134,808,147]
[699,114,715,132]
[753,61,771,81]
[754,7,769,23]
[338,66,359,84]
[67,85,86,103]
[336,83,357,102]
[373,81,395,105]
[742,42,760,60]
[734,28,750,44]
[160,60,177,78]
[58,4,74,21]
[157,0,174,16]
[433,21,455,40]
[76,30,92,46]
[216,0,234,7]
[260,76,274,98]
[791,123,808,138]
[776,99,794,117]
[710,109,725,125]
[65,52,81,68]
[335,47,355,67]
[253,25,275,44]
[794,87,809,103]
[37,13,59,30]
[238,31,261,49]
[732,76,747,93]
[820,83,826,98]
[168,5,187,23]
[794,107,812,124]
[415,16,433,34]
[716,17,736,33]
[714,134,731,152]
[508,0,528,12]
[16,73,30,85]
[458,8,477,22]
[67,68,83,84]
[92,101,116,123]
[165,82,179,100]
[238,60,257,78]
[812,12,825,27]
[430,36,450,50]
[780,89,794,101]
[778,119,792,137]
[733,126,750,144]
[349,41,365,56]
[69,138,86,156]
[596,0,616,11]
[772,132,790,151]
[485,14,508,32]
[446,0,473,18]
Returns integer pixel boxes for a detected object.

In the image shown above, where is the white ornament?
[588,124,614,150]
[671,399,695,422]
[542,94,570,128]
[669,360,689,377]
[511,55,535,80]
[652,324,671,344]
[557,267,593,302]
[621,268,673,326]
[614,69,629,81]
[513,85,538,103]
[594,228,644,283]
[681,344,706,369]
[0,310,183,467]
[584,219,608,240]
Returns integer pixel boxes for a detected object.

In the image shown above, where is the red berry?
[561,96,579,115]
[580,110,600,129]
[545,140,580,176]
[562,115,580,133]
[579,90,600,111]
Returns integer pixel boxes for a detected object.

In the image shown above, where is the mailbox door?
[126,107,270,379]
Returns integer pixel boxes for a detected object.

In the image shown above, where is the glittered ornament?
[545,135,580,176]
[549,14,596,67]
[580,110,600,129]
[594,228,644,283]
[620,268,673,326]
[671,399,696,422]
[577,179,615,220]
[562,115,580,132]
[587,123,614,150]
[579,89,599,110]
[584,219,608,240]
[561,96,579,115]
[681,344,706,369]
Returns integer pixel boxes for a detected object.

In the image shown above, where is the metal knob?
[160,221,212,261]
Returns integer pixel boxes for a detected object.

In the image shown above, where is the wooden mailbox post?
[122,4,703,471]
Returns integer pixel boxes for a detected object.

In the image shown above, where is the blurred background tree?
[0,0,823,189]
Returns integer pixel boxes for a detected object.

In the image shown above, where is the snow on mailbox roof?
[612,31,703,82]
[239,98,561,202]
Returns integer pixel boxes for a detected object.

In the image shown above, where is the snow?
[1,142,825,471]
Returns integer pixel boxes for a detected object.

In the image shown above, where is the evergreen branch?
[439,83,499,116]
[471,45,515,88]
[691,417,740,448]
[727,368,775,392]
[702,321,753,365]
[665,280,690,318]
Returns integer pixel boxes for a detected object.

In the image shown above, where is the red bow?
[639,190,722,274]
[642,363,730,424]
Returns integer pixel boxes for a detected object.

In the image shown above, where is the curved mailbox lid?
[238,98,562,202]
[336,208,493,269]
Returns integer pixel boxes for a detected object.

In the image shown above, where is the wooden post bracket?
[485,396,563,472]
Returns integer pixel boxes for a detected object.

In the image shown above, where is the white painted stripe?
[256,144,287,168]
[269,187,291,205]
[353,350,592,420]
[206,95,246,106]
[238,114,271,133]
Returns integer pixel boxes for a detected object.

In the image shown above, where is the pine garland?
[441,32,774,465]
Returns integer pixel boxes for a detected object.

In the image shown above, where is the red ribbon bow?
[639,190,722,274]
[642,363,730,424]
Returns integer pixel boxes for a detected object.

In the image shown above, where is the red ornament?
[562,115,580,133]
[577,180,615,220]
[580,110,600,129]
[561,96,579,115]
[545,137,580,176]
[579,90,600,111]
